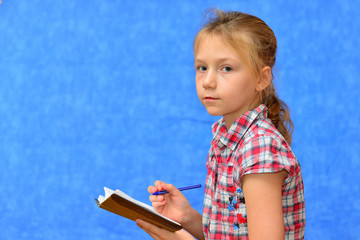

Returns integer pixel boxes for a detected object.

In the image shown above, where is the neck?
[223,101,259,130]
[223,116,236,130]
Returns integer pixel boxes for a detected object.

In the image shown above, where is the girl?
[136,9,305,240]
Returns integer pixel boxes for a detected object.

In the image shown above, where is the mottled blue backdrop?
[1,0,359,239]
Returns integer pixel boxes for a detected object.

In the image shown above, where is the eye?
[197,66,207,72]
[221,66,232,72]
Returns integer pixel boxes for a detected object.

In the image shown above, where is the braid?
[261,83,294,145]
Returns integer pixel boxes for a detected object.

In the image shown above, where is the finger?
[136,219,165,239]
[161,183,182,197]
[154,180,166,190]
[137,223,160,240]
[152,201,166,208]
[147,185,157,194]
[149,194,165,202]
[139,226,160,240]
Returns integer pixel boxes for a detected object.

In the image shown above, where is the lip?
[204,96,219,102]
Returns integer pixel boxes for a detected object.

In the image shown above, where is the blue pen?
[152,184,202,195]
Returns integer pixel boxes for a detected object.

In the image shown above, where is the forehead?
[195,34,238,58]
[195,33,234,53]
[194,33,248,65]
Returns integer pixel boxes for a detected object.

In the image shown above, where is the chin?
[206,110,222,117]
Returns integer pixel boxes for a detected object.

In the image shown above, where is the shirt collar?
[211,104,268,150]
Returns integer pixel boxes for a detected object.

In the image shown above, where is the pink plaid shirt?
[202,104,305,239]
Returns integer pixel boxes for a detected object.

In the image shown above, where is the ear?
[256,66,271,91]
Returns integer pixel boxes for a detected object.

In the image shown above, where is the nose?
[202,70,217,89]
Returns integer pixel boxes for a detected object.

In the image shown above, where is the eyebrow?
[194,57,238,63]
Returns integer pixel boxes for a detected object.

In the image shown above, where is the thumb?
[161,183,182,196]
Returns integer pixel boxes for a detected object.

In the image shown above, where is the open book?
[95,187,182,232]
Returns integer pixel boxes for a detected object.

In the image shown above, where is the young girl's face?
[195,34,258,127]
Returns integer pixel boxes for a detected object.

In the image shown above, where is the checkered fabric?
[202,104,305,240]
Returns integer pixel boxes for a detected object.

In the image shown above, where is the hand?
[136,219,196,240]
[148,181,192,226]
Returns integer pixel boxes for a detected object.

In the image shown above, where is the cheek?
[243,80,257,95]
[195,79,203,98]
[231,76,257,99]
[240,73,256,91]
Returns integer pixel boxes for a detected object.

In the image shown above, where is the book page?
[97,187,114,203]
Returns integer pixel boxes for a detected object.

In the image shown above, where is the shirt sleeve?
[235,135,296,186]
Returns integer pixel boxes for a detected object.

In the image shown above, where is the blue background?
[1,0,359,239]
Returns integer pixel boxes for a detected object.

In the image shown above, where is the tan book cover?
[95,187,182,232]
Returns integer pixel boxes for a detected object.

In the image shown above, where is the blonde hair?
[193,9,294,145]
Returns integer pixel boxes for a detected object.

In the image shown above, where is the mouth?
[204,96,219,102]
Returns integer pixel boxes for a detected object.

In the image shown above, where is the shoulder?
[243,118,286,146]
[235,118,300,177]
[240,118,296,162]
[244,118,284,142]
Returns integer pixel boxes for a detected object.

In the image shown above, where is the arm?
[182,208,204,240]
[136,220,197,240]
[241,170,287,240]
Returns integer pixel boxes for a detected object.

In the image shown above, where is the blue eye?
[222,66,232,72]
[198,66,207,72]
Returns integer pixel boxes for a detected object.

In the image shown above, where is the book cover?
[95,187,183,232]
